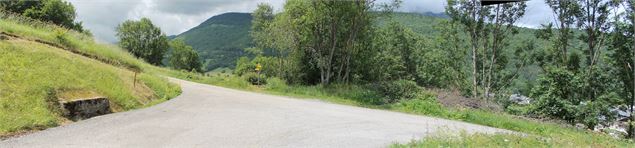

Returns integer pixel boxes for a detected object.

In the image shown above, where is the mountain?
[172,12,253,71]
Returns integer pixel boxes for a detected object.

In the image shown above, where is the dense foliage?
[0,0,85,32]
[116,18,169,65]
[168,40,202,72]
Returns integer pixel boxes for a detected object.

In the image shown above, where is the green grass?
[0,12,144,71]
[138,74,182,106]
[160,70,634,147]
[0,12,181,135]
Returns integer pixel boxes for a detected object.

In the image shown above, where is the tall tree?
[576,0,613,101]
[446,0,492,97]
[169,40,202,72]
[293,0,374,84]
[544,0,581,67]
[116,18,169,65]
[610,0,635,139]
[482,2,527,99]
[251,3,274,50]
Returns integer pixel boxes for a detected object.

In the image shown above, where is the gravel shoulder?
[1,78,513,147]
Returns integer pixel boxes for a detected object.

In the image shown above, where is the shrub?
[529,67,582,123]
[576,93,618,129]
[243,72,266,85]
[373,79,422,104]
[233,56,253,76]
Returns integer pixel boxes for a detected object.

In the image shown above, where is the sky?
[67,0,555,43]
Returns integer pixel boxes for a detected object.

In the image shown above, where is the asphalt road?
[1,78,511,147]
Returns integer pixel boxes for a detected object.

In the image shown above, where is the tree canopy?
[116,18,169,65]
[169,39,202,72]
[0,0,85,32]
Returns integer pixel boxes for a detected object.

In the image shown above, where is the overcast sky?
[67,0,554,43]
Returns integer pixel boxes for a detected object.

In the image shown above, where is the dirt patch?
[0,130,38,141]
[430,88,502,112]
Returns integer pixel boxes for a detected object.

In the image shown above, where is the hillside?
[0,13,180,135]
[174,12,531,71]
[172,12,252,71]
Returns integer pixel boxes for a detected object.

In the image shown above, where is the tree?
[169,40,202,72]
[576,0,613,102]
[609,0,635,139]
[482,2,527,99]
[251,3,274,49]
[446,0,527,98]
[530,0,622,130]
[297,0,374,84]
[446,0,492,97]
[0,0,84,32]
[367,21,421,82]
[544,0,581,67]
[258,0,374,85]
[116,18,169,65]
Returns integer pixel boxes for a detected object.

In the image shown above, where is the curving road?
[1,78,511,147]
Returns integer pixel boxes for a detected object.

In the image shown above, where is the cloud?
[68,0,553,43]
[153,0,239,15]
[68,0,285,42]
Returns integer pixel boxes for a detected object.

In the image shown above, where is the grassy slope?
[0,13,180,134]
[161,70,634,147]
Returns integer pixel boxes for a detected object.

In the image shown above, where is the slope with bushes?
[0,12,180,135]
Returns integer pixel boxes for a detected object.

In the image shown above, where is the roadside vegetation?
[0,7,180,135]
[158,0,635,147]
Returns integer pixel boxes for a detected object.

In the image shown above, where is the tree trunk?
[472,41,478,98]
[631,8,635,139]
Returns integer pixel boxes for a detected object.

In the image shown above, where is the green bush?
[243,72,266,85]
[233,56,253,76]
[372,79,422,103]
[529,67,582,123]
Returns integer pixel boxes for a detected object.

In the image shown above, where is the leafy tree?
[169,40,202,72]
[367,22,421,82]
[251,3,274,49]
[543,0,581,67]
[482,2,527,99]
[116,18,169,65]
[530,67,583,123]
[446,0,527,98]
[576,0,613,102]
[609,0,635,139]
[530,0,622,130]
[0,0,84,32]
[419,20,468,89]
[446,0,491,97]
